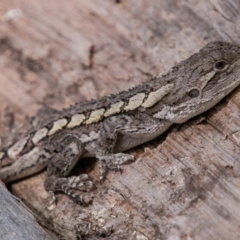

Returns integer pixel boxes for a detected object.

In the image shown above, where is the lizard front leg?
[44,135,94,205]
[85,113,171,181]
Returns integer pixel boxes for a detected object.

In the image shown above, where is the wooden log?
[0,0,240,239]
[0,183,55,240]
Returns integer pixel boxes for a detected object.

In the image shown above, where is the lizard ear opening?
[214,60,229,72]
[188,88,200,98]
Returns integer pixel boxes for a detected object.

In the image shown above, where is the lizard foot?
[98,153,135,182]
[45,174,95,205]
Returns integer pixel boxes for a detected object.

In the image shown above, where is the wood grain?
[1,0,240,239]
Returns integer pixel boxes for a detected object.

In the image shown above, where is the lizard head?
[153,41,240,123]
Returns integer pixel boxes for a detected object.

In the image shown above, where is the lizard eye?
[214,60,229,72]
[188,88,200,98]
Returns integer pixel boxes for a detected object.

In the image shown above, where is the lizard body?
[1,41,240,204]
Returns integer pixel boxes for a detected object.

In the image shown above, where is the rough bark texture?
[1,1,240,239]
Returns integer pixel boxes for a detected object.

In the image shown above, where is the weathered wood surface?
[1,0,240,239]
[0,183,55,240]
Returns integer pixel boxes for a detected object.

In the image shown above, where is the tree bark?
[0,0,240,239]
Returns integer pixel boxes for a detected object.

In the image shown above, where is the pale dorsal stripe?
[85,109,105,125]
[48,118,68,136]
[124,93,145,111]
[104,101,124,117]
[32,128,48,144]
[7,137,29,158]
[67,114,86,128]
[142,83,174,108]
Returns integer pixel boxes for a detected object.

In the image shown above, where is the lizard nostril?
[188,88,200,98]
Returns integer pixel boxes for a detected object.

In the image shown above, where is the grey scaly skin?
[1,41,240,204]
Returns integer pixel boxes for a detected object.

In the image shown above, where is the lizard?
[0,41,240,205]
